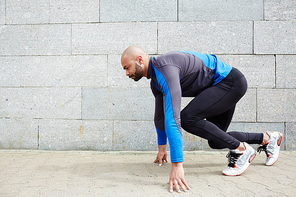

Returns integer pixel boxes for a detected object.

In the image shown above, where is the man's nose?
[126,70,129,76]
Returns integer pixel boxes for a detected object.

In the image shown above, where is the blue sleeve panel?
[152,64,184,163]
[180,51,232,85]
[156,127,167,145]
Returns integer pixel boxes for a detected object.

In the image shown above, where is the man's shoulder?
[153,51,184,67]
[156,51,181,60]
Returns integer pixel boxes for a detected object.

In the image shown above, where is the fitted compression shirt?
[146,51,232,162]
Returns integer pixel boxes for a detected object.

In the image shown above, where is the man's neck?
[142,55,150,78]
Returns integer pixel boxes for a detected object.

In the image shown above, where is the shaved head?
[121,46,150,80]
[121,46,147,63]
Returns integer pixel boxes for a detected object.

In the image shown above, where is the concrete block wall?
[0,0,296,151]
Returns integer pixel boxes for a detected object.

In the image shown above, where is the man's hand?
[154,145,168,166]
[169,162,191,193]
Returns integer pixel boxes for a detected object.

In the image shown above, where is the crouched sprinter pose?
[121,46,283,193]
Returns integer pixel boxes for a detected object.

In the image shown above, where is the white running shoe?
[222,142,257,176]
[257,132,283,166]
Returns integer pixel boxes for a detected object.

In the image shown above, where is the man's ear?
[137,55,143,64]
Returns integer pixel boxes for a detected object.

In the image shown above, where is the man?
[121,46,283,193]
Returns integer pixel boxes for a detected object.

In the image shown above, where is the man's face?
[130,62,144,81]
[122,59,144,82]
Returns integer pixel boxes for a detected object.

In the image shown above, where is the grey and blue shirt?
[147,51,232,163]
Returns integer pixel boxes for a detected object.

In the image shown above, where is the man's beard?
[132,62,143,81]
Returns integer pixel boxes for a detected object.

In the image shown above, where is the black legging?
[181,68,263,149]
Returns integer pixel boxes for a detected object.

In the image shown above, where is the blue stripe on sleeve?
[152,65,184,163]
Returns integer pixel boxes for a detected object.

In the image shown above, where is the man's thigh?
[182,84,235,120]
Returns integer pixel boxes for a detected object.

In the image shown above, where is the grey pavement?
[0,150,295,197]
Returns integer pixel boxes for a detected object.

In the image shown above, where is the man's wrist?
[158,144,167,151]
[172,162,183,167]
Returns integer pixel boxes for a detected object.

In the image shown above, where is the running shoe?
[222,142,257,176]
[257,132,283,166]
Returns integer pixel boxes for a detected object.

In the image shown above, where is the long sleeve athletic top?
[146,51,232,163]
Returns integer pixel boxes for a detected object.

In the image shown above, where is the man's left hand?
[169,162,191,193]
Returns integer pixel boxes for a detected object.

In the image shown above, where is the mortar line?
[81,87,83,120]
[48,0,51,24]
[177,0,179,21]
[252,21,254,54]
[274,54,277,88]
[156,22,159,54]
[263,0,265,21]
[255,88,258,122]
[4,0,6,25]
[284,122,287,150]
[112,120,115,151]
[38,125,40,149]
[99,0,101,22]
[106,54,109,86]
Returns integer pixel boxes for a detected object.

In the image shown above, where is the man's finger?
[178,180,187,192]
[159,159,162,166]
[182,179,191,191]
[174,180,181,193]
[169,180,173,193]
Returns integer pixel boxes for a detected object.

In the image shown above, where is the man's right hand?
[154,145,168,166]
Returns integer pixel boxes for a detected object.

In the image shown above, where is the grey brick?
[109,88,154,120]
[0,88,81,119]
[0,25,71,55]
[232,88,257,122]
[113,121,157,151]
[286,123,296,150]
[82,87,154,120]
[0,0,4,24]
[100,0,177,22]
[0,57,21,87]
[0,56,107,87]
[182,131,202,151]
[179,0,263,21]
[108,55,150,88]
[82,88,109,120]
[276,55,296,88]
[0,118,38,149]
[39,119,113,151]
[254,21,296,54]
[158,21,253,54]
[6,0,50,24]
[257,89,296,122]
[72,23,157,55]
[264,0,296,21]
[218,55,275,88]
[50,0,99,23]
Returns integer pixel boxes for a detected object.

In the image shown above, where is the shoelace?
[226,151,243,167]
[257,144,272,157]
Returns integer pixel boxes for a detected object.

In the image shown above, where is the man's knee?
[208,140,223,149]
[181,110,193,128]
[181,110,205,130]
